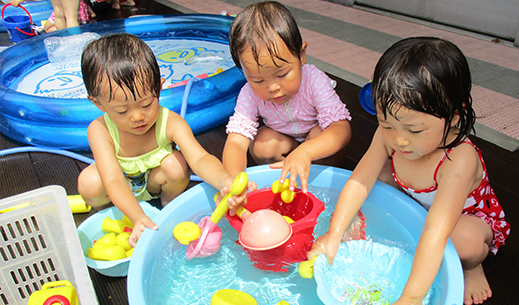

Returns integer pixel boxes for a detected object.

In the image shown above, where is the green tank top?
[104,106,173,175]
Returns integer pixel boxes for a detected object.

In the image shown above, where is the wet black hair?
[229,1,303,69]
[372,37,476,149]
[81,33,161,102]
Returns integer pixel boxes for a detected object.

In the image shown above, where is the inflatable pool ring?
[0,14,246,149]
[0,0,53,33]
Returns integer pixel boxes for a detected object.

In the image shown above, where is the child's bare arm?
[87,119,156,245]
[169,112,254,209]
[396,145,479,303]
[222,133,251,177]
[308,128,387,265]
[272,119,351,193]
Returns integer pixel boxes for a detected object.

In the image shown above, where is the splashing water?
[148,186,436,304]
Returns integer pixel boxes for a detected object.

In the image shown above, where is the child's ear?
[451,112,460,127]
[89,95,106,112]
[159,78,166,92]
[300,41,307,66]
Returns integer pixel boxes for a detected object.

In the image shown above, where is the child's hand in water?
[307,232,340,267]
[269,148,312,193]
[128,215,158,247]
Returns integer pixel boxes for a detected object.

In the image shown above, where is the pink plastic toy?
[228,188,325,272]
[235,207,293,251]
[173,172,248,260]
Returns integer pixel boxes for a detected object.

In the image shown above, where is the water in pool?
[12,39,234,99]
[149,185,432,304]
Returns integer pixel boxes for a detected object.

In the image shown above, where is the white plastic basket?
[0,185,98,305]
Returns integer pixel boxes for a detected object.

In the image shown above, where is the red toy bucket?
[1,4,35,43]
[228,188,325,272]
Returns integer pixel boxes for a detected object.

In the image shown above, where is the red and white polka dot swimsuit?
[392,141,510,254]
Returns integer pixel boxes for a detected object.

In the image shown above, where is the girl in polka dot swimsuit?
[223,1,352,193]
[308,37,509,305]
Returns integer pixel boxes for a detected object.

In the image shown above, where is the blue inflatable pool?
[0,14,246,149]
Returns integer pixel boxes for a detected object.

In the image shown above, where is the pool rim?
[127,164,463,304]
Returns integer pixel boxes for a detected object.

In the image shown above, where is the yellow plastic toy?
[0,195,91,214]
[67,195,92,213]
[122,214,133,227]
[298,255,318,279]
[87,216,135,261]
[173,221,202,245]
[88,245,127,261]
[116,232,132,250]
[271,179,296,203]
[28,280,78,305]
[93,233,116,248]
[210,289,257,305]
[174,172,249,260]
[102,217,133,234]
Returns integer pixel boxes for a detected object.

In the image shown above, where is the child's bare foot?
[463,264,492,304]
[121,0,135,6]
[111,0,120,10]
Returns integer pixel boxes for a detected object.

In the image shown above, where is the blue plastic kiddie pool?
[127,165,463,305]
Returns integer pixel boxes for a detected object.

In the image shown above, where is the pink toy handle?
[185,218,216,260]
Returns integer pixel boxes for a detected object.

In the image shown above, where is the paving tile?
[166,0,519,150]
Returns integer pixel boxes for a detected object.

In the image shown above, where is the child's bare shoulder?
[165,109,186,127]
[438,141,480,177]
[88,115,108,132]
[165,109,194,140]
[448,141,478,161]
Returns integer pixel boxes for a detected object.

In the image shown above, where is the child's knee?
[78,165,105,199]
[250,129,296,163]
[451,215,492,261]
[160,151,189,182]
[154,153,190,206]
[250,140,278,163]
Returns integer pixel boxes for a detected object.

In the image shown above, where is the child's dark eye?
[409,130,423,134]
[142,103,152,108]
[116,110,127,114]
[252,80,263,84]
